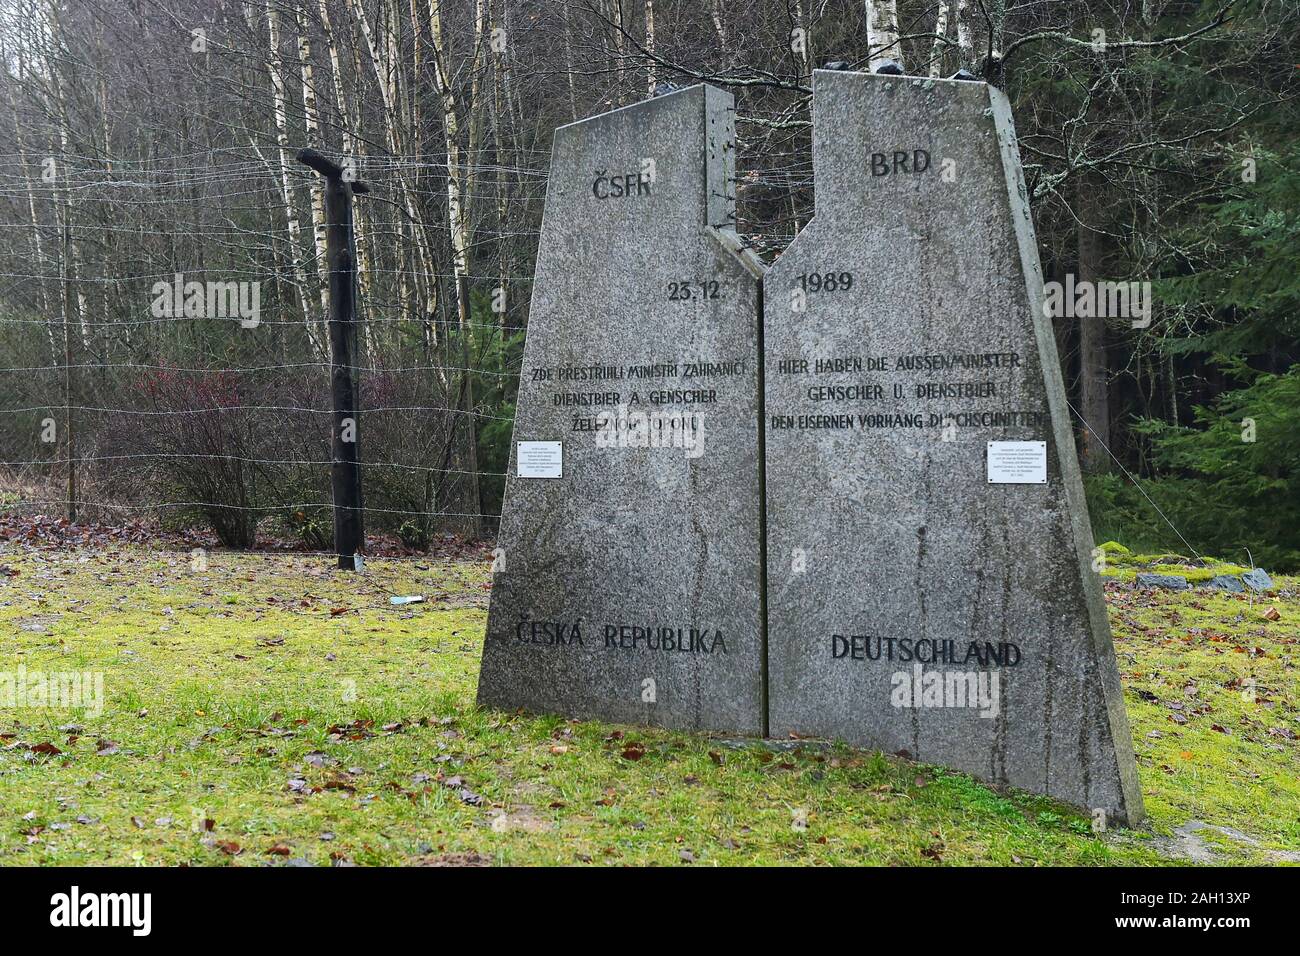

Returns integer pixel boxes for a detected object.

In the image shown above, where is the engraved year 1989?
[797,271,854,293]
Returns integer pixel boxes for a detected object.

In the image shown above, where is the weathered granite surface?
[763,70,1145,825]
[477,85,766,734]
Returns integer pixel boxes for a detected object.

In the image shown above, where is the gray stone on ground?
[1241,568,1273,592]
[1206,574,1245,593]
[762,70,1144,826]
[477,85,766,734]
[1135,573,1190,591]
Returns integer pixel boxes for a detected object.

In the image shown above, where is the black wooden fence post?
[297,148,368,570]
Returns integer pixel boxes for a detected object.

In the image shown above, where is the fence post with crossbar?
[296,148,369,570]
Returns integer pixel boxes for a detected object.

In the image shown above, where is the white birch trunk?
[865,0,901,72]
[6,78,54,358]
[429,0,486,533]
[296,2,330,326]
[348,0,440,345]
[265,1,320,354]
[645,0,656,97]
[955,0,976,71]
[930,0,951,77]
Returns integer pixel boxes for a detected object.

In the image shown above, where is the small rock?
[1135,572,1189,591]
[1241,568,1273,592]
[1206,575,1245,593]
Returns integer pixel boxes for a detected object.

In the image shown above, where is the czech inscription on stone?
[763,71,1144,825]
[478,85,766,734]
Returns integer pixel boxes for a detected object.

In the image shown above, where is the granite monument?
[479,70,1145,827]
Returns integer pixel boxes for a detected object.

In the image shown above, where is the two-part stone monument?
[477,85,767,734]
[479,71,1145,826]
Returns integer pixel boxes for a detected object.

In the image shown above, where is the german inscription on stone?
[763,71,1144,825]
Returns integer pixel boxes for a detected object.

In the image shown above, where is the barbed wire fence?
[0,121,810,564]
[0,0,827,566]
[0,146,535,559]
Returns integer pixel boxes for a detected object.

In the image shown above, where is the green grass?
[0,544,1296,866]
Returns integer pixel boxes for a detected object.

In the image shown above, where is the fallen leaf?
[621,742,646,761]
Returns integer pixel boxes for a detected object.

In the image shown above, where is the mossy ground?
[0,542,1295,866]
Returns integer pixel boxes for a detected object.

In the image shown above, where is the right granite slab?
[763,70,1144,826]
